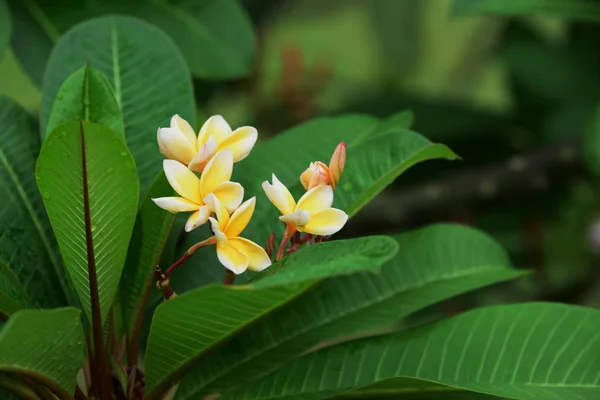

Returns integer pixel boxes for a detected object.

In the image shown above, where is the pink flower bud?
[299,161,330,190]
[328,142,346,189]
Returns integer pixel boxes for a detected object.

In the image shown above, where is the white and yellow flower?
[157,114,258,172]
[299,142,346,190]
[262,174,348,236]
[205,194,271,275]
[152,149,243,232]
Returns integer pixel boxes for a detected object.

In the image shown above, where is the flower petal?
[204,193,230,228]
[216,126,258,162]
[212,181,244,213]
[200,149,234,197]
[151,197,198,212]
[217,244,249,275]
[188,136,217,173]
[296,184,333,214]
[262,174,296,215]
[170,114,197,148]
[198,115,232,148]
[224,197,255,237]
[163,160,201,203]
[302,208,348,236]
[279,209,310,227]
[157,127,196,165]
[184,206,210,232]
[209,217,228,246]
[228,237,271,272]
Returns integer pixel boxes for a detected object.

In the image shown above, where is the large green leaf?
[36,121,139,325]
[136,0,256,78]
[0,95,68,308]
[41,15,196,193]
[175,224,524,400]
[584,102,600,176]
[0,0,10,60]
[0,264,29,319]
[453,0,600,21]
[222,302,600,400]
[120,172,176,343]
[0,308,83,398]
[146,235,399,399]
[46,64,123,136]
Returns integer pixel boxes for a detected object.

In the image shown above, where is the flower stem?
[224,269,236,285]
[276,225,296,261]
[164,236,217,277]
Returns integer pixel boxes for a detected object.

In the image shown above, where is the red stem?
[224,269,236,285]
[165,236,217,277]
[276,225,296,261]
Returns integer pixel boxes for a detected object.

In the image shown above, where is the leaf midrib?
[0,147,69,298]
[183,266,519,398]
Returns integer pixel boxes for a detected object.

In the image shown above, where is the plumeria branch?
[164,236,217,277]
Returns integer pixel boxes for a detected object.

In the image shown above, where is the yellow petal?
[224,197,255,237]
[184,206,210,232]
[204,193,230,228]
[296,185,333,214]
[229,237,271,272]
[188,136,217,173]
[262,174,296,215]
[157,127,196,165]
[170,114,197,148]
[212,181,244,213]
[302,208,348,236]
[209,217,228,246]
[217,244,249,275]
[163,160,201,203]
[152,197,198,212]
[197,115,232,148]
[200,149,233,197]
[216,126,258,162]
[279,209,310,227]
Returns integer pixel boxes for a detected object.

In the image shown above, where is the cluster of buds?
[299,142,346,190]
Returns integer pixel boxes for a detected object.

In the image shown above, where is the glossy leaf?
[120,172,176,340]
[36,121,139,325]
[222,302,600,400]
[175,224,523,400]
[0,0,9,60]
[46,64,124,136]
[373,110,416,137]
[0,308,83,398]
[137,0,256,78]
[0,264,29,318]
[453,0,600,21]
[0,95,68,308]
[41,15,196,192]
[146,234,399,399]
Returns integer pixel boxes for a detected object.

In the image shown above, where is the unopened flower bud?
[328,142,346,189]
[300,161,330,190]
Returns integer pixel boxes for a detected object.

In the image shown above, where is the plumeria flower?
[157,114,258,172]
[299,142,346,190]
[152,149,243,232]
[263,174,348,236]
[205,194,271,275]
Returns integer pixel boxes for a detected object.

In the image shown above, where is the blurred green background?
[2,0,600,311]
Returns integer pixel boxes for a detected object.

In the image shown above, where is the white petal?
[157,127,196,165]
[188,136,218,172]
[204,193,230,228]
[279,209,311,227]
[209,216,228,246]
[151,197,198,212]
[170,114,197,148]
[262,174,296,215]
[198,115,232,148]
[296,185,333,215]
[184,206,210,232]
[163,160,201,203]
[212,181,244,213]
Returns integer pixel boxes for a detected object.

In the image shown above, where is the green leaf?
[0,95,69,308]
[175,224,524,400]
[336,131,458,216]
[120,172,176,341]
[373,110,416,137]
[452,0,600,21]
[36,121,139,325]
[136,0,256,78]
[145,282,314,399]
[147,235,398,398]
[254,236,398,289]
[41,15,196,193]
[46,64,124,137]
[0,0,10,60]
[0,308,83,398]
[0,264,29,319]
[222,302,600,400]
[584,102,600,176]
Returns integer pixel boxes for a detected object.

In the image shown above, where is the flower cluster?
[152,114,348,278]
